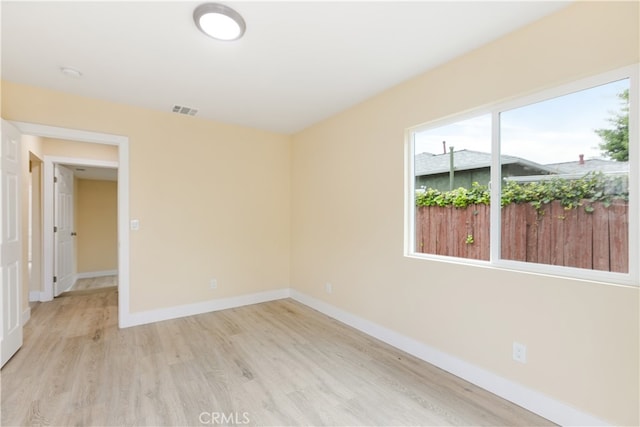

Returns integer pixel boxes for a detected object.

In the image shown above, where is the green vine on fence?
[415,172,628,212]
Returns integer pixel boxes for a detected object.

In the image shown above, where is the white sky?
[414,78,629,165]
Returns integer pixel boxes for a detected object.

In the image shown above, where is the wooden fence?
[415,200,628,273]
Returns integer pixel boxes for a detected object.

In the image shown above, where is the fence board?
[567,205,593,269]
[466,205,489,261]
[609,201,628,273]
[478,205,490,260]
[502,204,527,262]
[425,207,438,254]
[451,207,464,258]
[592,202,610,271]
[549,201,565,267]
[525,205,539,263]
[501,205,514,261]
[437,208,450,256]
[536,204,552,265]
[562,206,579,267]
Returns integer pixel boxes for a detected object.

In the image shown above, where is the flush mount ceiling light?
[194,3,245,41]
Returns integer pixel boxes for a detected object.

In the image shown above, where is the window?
[413,115,491,260]
[407,65,638,285]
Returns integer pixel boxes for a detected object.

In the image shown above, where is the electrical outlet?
[325,282,332,294]
[513,341,527,363]
[210,278,217,289]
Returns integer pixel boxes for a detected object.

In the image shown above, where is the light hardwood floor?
[71,275,118,291]
[1,288,554,426]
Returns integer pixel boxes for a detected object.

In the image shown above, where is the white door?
[1,119,22,367]
[53,165,75,296]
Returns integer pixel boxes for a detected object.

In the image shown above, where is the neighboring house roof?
[416,150,629,179]
[414,149,556,176]
[507,157,630,182]
[545,158,629,175]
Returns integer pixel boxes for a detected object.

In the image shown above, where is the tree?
[596,89,629,161]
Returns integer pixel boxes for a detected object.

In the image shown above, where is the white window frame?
[405,64,639,287]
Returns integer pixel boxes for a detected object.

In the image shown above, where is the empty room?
[1,1,638,426]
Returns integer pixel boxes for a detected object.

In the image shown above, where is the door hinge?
[53,276,57,283]
[54,176,58,183]
[54,226,57,233]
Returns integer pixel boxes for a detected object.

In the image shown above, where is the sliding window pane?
[499,79,630,272]
[413,115,491,260]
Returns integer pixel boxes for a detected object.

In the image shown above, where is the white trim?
[627,63,639,288]
[75,270,118,280]
[117,135,130,329]
[289,289,611,427]
[120,288,291,328]
[490,110,501,264]
[28,291,45,302]
[10,122,131,328]
[21,307,31,325]
[42,159,54,301]
[403,128,415,255]
[12,122,127,146]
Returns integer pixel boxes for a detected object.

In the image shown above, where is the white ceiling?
[62,164,118,182]
[1,1,570,134]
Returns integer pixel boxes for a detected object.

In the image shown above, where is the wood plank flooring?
[1,288,554,426]
[71,275,118,291]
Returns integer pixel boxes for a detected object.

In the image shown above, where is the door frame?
[11,122,131,328]
[46,158,118,298]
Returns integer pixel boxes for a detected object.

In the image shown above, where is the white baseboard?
[289,289,609,427]
[75,269,118,280]
[121,288,291,328]
[29,290,48,302]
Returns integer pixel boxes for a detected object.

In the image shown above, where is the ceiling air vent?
[171,105,198,116]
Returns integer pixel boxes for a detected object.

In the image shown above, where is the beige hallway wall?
[76,179,117,274]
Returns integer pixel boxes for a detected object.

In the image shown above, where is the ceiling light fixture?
[193,3,245,41]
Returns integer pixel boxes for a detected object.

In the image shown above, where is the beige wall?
[1,80,292,313]
[76,179,118,273]
[43,137,118,162]
[291,2,638,426]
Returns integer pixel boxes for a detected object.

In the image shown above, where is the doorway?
[63,163,118,293]
[12,121,131,328]
[45,159,119,297]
